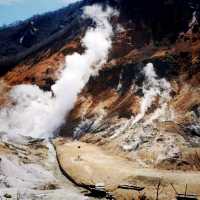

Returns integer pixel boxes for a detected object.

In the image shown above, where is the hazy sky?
[0,0,79,26]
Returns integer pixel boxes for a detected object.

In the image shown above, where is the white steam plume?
[130,63,171,126]
[109,63,172,139]
[0,5,117,138]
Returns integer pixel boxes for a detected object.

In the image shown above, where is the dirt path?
[54,138,200,200]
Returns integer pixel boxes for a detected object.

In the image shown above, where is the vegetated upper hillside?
[0,1,84,53]
[0,0,199,76]
[0,0,87,75]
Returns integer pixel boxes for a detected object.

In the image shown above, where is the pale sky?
[0,0,80,26]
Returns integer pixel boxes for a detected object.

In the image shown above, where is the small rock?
[4,193,12,198]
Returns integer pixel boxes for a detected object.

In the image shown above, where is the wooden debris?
[176,194,198,200]
[171,184,198,200]
[118,184,145,191]
[84,183,114,199]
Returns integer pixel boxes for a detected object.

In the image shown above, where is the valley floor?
[55,138,200,200]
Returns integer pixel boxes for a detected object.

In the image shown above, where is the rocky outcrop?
[0,134,87,200]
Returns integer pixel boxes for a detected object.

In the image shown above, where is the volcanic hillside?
[0,0,200,199]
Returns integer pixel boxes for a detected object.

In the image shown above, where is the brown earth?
[54,138,200,200]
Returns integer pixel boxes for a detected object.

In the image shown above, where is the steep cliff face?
[0,0,200,199]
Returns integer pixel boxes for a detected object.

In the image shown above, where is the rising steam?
[130,63,172,126]
[0,5,117,138]
[109,63,173,139]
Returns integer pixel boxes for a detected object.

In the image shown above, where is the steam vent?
[0,0,200,199]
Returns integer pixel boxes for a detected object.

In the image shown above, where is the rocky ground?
[0,134,88,200]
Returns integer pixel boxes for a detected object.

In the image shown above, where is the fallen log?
[118,184,145,191]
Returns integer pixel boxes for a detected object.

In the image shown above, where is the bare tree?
[154,179,164,200]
